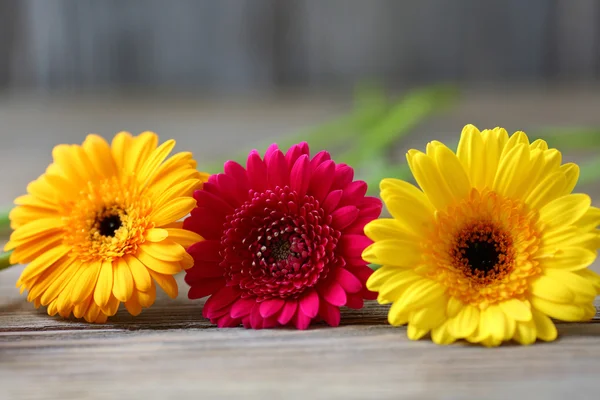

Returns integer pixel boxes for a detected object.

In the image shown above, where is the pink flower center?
[220,186,341,300]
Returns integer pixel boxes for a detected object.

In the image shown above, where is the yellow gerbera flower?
[364,124,600,347]
[5,131,209,322]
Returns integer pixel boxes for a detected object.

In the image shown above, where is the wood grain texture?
[2,89,600,399]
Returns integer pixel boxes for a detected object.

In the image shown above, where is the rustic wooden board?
[2,89,600,399]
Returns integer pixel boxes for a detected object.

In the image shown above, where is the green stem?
[0,250,14,271]
[0,208,11,237]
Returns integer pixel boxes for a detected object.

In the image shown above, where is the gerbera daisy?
[364,124,600,346]
[183,142,382,329]
[5,131,208,322]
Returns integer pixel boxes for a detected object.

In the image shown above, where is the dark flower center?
[463,239,499,274]
[98,214,122,237]
[450,222,515,284]
[220,186,341,300]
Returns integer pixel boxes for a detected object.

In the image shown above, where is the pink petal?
[359,196,383,218]
[263,143,280,164]
[259,298,285,318]
[183,208,225,240]
[267,149,288,189]
[346,265,377,300]
[310,150,331,169]
[242,317,251,329]
[224,160,250,192]
[184,262,223,282]
[285,142,310,172]
[193,189,234,216]
[331,206,359,230]
[277,300,298,325]
[202,286,240,318]
[321,281,347,307]
[339,181,368,208]
[187,277,225,299]
[217,173,247,207]
[187,240,222,262]
[322,189,343,214]
[231,298,257,318]
[216,314,241,328]
[294,310,312,330]
[308,160,335,202]
[246,150,268,192]
[338,234,373,262]
[262,315,279,329]
[319,301,341,327]
[345,294,364,309]
[331,164,354,191]
[299,290,320,318]
[290,154,311,198]
[335,268,363,294]
[250,303,264,329]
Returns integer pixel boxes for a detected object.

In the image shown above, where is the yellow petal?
[456,124,487,189]
[530,296,586,321]
[498,299,532,322]
[544,268,597,302]
[137,139,176,186]
[100,293,120,317]
[9,218,64,243]
[449,305,479,338]
[513,319,537,345]
[125,255,152,292]
[524,170,567,210]
[479,127,508,188]
[428,141,471,201]
[125,291,143,316]
[113,258,134,302]
[539,194,591,230]
[146,228,169,242]
[17,244,71,281]
[70,263,101,304]
[407,324,429,341]
[94,260,114,307]
[540,247,596,271]
[362,239,422,267]
[409,300,447,331]
[377,271,421,302]
[560,163,579,195]
[366,266,405,292]
[82,134,118,178]
[124,131,158,174]
[148,270,178,299]
[152,179,201,210]
[387,300,409,326]
[531,310,557,342]
[40,262,82,306]
[137,281,157,307]
[530,274,574,302]
[139,240,188,263]
[492,143,529,198]
[150,197,197,227]
[395,279,446,313]
[430,321,456,345]
[164,228,203,248]
[136,247,183,275]
[111,131,133,171]
[406,151,457,211]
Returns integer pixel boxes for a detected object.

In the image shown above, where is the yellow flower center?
[62,175,153,262]
[422,189,541,308]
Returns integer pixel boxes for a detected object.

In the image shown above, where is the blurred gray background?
[0,0,599,208]
[0,0,599,92]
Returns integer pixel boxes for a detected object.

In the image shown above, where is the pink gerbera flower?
[183,142,382,329]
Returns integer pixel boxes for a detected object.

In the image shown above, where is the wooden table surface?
[1,87,600,400]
